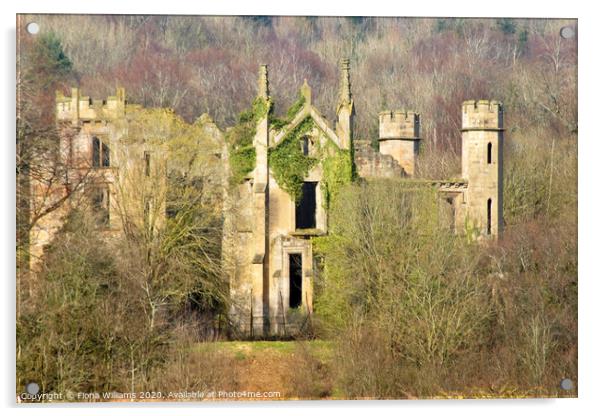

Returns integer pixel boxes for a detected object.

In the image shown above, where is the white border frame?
[2,2,597,416]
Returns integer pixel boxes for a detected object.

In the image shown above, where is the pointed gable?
[271,104,341,149]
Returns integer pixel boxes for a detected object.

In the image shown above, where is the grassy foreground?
[176,340,575,400]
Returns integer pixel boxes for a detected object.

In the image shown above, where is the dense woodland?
[17,16,577,399]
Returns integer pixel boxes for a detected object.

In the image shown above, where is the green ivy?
[270,117,287,131]
[268,117,317,202]
[232,91,355,205]
[226,97,271,184]
[269,115,355,207]
[252,97,270,120]
[321,147,353,209]
[270,93,306,131]
[229,144,256,184]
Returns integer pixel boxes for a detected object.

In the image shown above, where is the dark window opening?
[144,151,151,176]
[295,182,317,229]
[301,136,310,156]
[91,186,110,228]
[92,136,110,168]
[102,142,110,167]
[487,142,493,164]
[289,253,303,309]
[92,137,100,167]
[446,197,456,232]
[487,198,492,235]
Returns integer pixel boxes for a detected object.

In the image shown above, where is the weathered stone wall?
[28,108,125,271]
[353,139,404,178]
[223,179,256,336]
[29,88,223,272]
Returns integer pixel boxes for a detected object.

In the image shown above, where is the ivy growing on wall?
[269,115,354,207]
[226,97,270,184]
[321,147,353,209]
[251,97,270,120]
[229,91,355,207]
[269,93,306,131]
[268,117,317,202]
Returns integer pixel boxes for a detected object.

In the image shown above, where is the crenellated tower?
[461,100,504,237]
[378,110,421,176]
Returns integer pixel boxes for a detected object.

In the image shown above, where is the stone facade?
[27,59,503,338]
[223,60,503,337]
[28,88,129,270]
[27,87,224,271]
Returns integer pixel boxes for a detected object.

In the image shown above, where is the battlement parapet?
[378,110,420,140]
[56,87,126,123]
[461,100,503,130]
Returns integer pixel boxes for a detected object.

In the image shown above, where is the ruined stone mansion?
[28,59,503,337]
